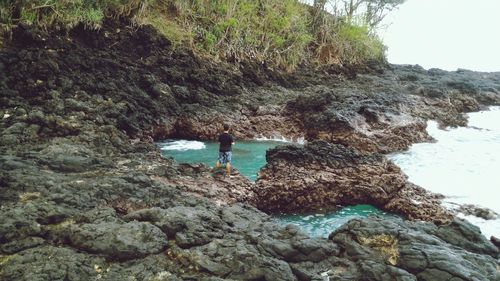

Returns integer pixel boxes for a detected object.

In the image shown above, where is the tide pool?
[157,139,285,181]
[157,139,391,237]
[275,205,391,237]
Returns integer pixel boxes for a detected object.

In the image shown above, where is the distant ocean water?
[389,106,500,238]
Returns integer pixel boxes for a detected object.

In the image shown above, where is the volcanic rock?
[253,140,452,223]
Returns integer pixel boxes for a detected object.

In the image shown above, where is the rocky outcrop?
[67,221,168,259]
[154,163,255,205]
[253,141,452,224]
[492,236,500,248]
[2,24,500,154]
[253,140,405,211]
[1,21,499,280]
[451,204,499,220]
[2,199,498,280]
[329,217,499,281]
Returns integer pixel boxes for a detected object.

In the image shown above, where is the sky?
[380,0,500,72]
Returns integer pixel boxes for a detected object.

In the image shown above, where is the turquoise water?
[157,139,391,237]
[276,205,390,237]
[157,139,285,181]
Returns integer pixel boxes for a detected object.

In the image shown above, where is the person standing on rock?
[216,124,234,176]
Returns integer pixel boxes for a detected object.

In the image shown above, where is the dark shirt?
[218,132,233,152]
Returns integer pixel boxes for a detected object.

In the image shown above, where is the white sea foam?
[159,140,206,151]
[389,106,500,238]
[255,135,306,144]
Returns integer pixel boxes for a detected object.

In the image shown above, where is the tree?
[330,0,405,29]
[363,0,405,28]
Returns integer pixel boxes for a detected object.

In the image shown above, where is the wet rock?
[453,203,499,220]
[253,140,404,213]
[0,155,37,171]
[0,133,20,145]
[38,142,107,172]
[491,236,500,248]
[98,253,185,280]
[45,155,99,172]
[0,201,73,242]
[67,221,168,259]
[76,207,120,224]
[161,163,255,205]
[383,183,452,224]
[3,122,27,135]
[285,88,433,153]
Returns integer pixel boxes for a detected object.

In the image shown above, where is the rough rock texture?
[329,217,499,281]
[1,22,499,280]
[155,163,255,205]
[67,221,168,259]
[282,67,500,153]
[253,141,452,224]
[451,204,499,220]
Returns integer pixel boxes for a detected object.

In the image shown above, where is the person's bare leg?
[226,163,231,175]
[215,160,221,169]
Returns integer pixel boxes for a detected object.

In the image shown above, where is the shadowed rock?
[491,236,500,249]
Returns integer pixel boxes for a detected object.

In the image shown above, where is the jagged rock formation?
[1,22,499,280]
[155,163,255,205]
[253,141,452,224]
[328,217,499,281]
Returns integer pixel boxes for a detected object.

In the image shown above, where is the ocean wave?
[255,135,306,144]
[389,106,500,238]
[159,140,206,151]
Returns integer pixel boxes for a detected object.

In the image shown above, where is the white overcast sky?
[380,0,500,72]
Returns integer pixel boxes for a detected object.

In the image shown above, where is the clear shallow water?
[157,139,285,181]
[389,106,500,238]
[158,139,392,237]
[275,205,391,237]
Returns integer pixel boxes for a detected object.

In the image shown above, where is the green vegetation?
[0,0,405,70]
[0,0,105,29]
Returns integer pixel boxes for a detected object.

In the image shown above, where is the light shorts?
[218,151,232,164]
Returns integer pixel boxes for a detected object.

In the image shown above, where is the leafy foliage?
[336,22,386,63]
[0,0,404,69]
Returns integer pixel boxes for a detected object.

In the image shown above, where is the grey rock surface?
[67,221,168,259]
[1,22,499,281]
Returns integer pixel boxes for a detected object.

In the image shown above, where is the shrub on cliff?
[0,0,105,29]
[0,0,401,70]
[142,0,313,71]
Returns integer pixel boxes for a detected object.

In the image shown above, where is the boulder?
[329,216,499,281]
[68,221,168,259]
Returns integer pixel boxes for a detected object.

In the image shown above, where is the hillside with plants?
[2,1,500,280]
[0,0,400,70]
